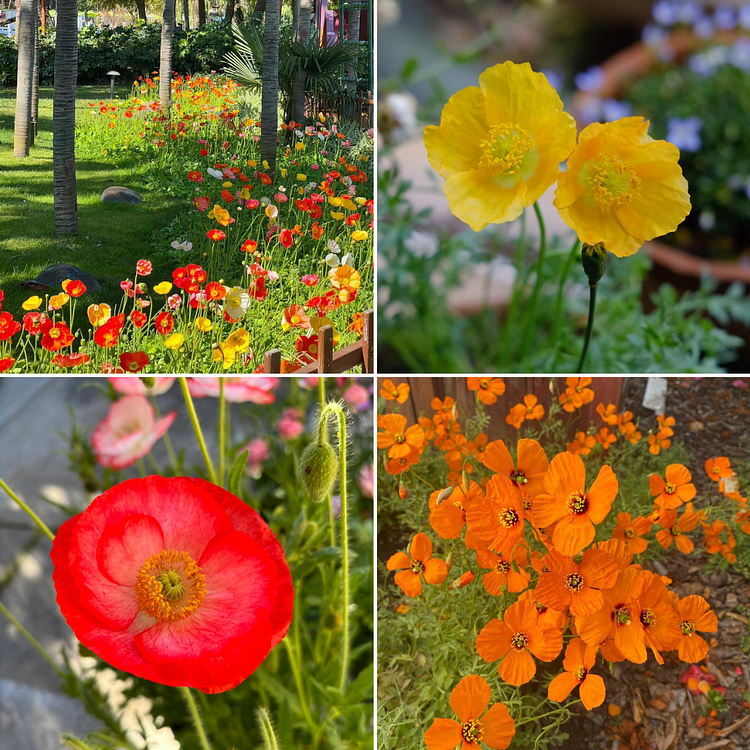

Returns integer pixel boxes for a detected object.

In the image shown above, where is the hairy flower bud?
[300,440,338,503]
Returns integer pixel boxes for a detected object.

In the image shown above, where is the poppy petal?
[449,674,491,722]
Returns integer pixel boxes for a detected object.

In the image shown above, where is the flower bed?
[0,75,373,373]
[377,377,750,748]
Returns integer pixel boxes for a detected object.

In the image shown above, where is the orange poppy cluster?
[378,379,737,750]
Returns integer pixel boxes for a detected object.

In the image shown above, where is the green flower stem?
[256,707,280,750]
[283,637,316,730]
[0,478,55,543]
[576,281,599,373]
[319,378,336,548]
[525,202,547,322]
[0,600,64,678]
[319,401,350,691]
[180,687,213,750]
[179,377,218,484]
[218,378,226,488]
[514,700,581,727]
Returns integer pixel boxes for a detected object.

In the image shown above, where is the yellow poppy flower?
[296,173,307,181]
[330,211,345,221]
[225,327,250,353]
[351,230,368,241]
[213,343,236,369]
[22,296,42,311]
[195,316,213,332]
[424,61,576,231]
[49,293,70,310]
[165,333,185,350]
[153,282,173,295]
[554,116,691,257]
[87,303,111,327]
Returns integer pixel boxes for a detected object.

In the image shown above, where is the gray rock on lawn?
[22,263,102,292]
[100,186,142,204]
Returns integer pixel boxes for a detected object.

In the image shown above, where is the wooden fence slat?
[318,326,334,373]
[264,349,282,374]
[363,309,374,373]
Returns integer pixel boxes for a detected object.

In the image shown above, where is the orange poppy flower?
[465,475,525,557]
[612,512,651,554]
[534,452,619,556]
[505,404,526,429]
[429,482,484,540]
[596,403,618,425]
[705,457,732,482]
[518,589,569,631]
[385,449,420,475]
[386,533,448,598]
[649,464,696,509]
[567,431,596,456]
[535,547,617,616]
[656,503,700,554]
[676,595,717,663]
[638,572,681,665]
[595,538,634,570]
[548,637,606,710]
[467,377,506,405]
[476,545,530,595]
[452,570,475,589]
[476,599,563,685]
[565,377,595,406]
[647,430,672,455]
[595,427,616,449]
[519,394,545,420]
[380,379,410,404]
[424,675,516,750]
[657,413,675,434]
[576,567,647,664]
[559,390,578,412]
[483,439,549,499]
[377,414,425,459]
[432,396,457,425]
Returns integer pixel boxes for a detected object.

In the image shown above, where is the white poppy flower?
[325,253,340,267]
[171,240,193,252]
[225,287,250,319]
[207,167,223,179]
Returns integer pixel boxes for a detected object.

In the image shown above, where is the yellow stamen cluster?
[136,549,206,622]
[567,491,588,515]
[564,572,584,592]
[510,633,528,651]
[462,719,484,743]
[479,123,533,175]
[641,608,657,628]
[587,153,640,211]
[499,508,520,528]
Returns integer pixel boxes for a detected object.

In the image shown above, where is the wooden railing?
[264,309,373,374]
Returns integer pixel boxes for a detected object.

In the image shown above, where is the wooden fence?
[264,309,373,373]
[377,377,625,441]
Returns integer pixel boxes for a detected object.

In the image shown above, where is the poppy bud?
[462,470,470,494]
[581,243,608,286]
[435,486,452,506]
[140,377,155,388]
[300,440,338,503]
[445,552,454,571]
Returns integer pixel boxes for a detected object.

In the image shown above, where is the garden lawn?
[0,85,181,331]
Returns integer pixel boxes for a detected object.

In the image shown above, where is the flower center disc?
[136,549,206,622]
[495,560,511,574]
[681,620,696,636]
[567,491,588,515]
[573,666,587,682]
[585,153,640,211]
[479,123,534,176]
[641,608,657,628]
[510,632,528,651]
[665,483,677,495]
[462,719,484,744]
[564,572,584,592]
[499,508,520,528]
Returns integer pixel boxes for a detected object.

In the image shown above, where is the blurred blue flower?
[642,23,675,61]
[578,97,603,126]
[713,5,737,30]
[741,6,750,30]
[693,13,715,38]
[575,66,604,93]
[541,69,564,93]
[666,116,703,152]
[602,98,633,122]
[731,39,750,71]
[652,0,682,26]
[677,1,704,24]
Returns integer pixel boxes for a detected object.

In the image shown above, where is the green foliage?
[626,55,750,259]
[378,166,750,373]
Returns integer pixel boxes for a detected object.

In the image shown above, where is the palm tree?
[261,0,280,174]
[13,0,34,157]
[290,0,311,125]
[345,7,361,88]
[198,0,206,26]
[225,0,235,22]
[182,0,190,30]
[30,0,39,144]
[53,0,78,235]
[134,0,147,21]
[159,0,176,114]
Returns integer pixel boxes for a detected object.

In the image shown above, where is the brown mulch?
[565,377,750,749]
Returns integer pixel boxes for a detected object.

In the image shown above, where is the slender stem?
[515,700,581,727]
[320,402,350,691]
[0,478,55,542]
[180,687,213,750]
[256,707,280,750]
[0,600,64,677]
[576,282,599,373]
[526,202,547,318]
[319,378,336,547]
[218,378,226,488]
[283,638,316,728]
[178,378,218,484]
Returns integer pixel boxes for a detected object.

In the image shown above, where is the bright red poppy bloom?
[40,319,75,351]
[62,279,87,297]
[0,311,22,341]
[51,476,294,693]
[94,314,125,348]
[131,310,148,329]
[205,282,226,301]
[241,239,258,253]
[154,311,175,335]
[0,357,15,372]
[53,353,91,368]
[120,352,150,373]
[207,229,226,242]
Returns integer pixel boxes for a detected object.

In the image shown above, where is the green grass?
[0,85,182,326]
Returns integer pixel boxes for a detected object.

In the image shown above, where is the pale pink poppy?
[343,383,371,412]
[242,438,271,477]
[278,408,304,440]
[187,377,278,404]
[91,396,176,470]
[109,377,176,396]
[358,464,374,498]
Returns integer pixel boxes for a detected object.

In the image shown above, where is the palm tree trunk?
[260,0,280,174]
[183,0,190,30]
[134,0,147,21]
[291,0,300,37]
[225,0,235,22]
[30,0,39,144]
[53,0,78,236]
[159,0,175,114]
[345,8,361,87]
[13,0,34,157]
[198,0,205,26]
[290,0,311,125]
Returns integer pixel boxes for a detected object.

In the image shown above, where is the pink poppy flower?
[343,383,371,412]
[242,438,271,477]
[109,377,176,396]
[301,274,319,286]
[358,464,374,498]
[187,377,278,404]
[91,395,176,469]
[136,260,153,276]
[278,408,304,440]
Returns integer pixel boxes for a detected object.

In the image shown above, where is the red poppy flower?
[241,239,258,253]
[94,314,126,349]
[207,229,226,242]
[205,282,226,301]
[62,279,87,297]
[136,260,153,277]
[52,353,91,368]
[120,352,150,373]
[23,312,46,335]
[51,477,294,693]
[279,229,294,249]
[0,311,22,341]
[131,310,148,328]
[0,357,15,372]
[40,319,75,351]
[154,311,174,335]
